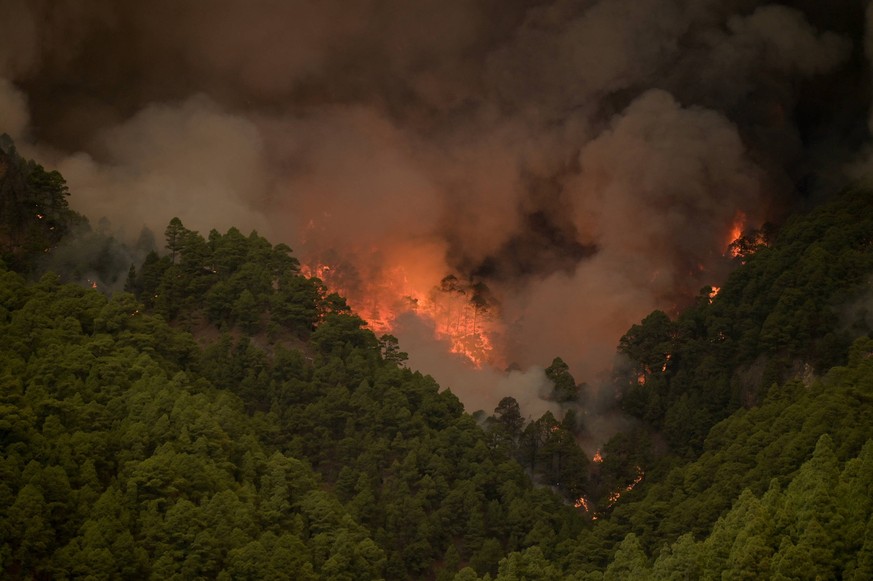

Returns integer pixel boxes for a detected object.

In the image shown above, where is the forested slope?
[618,188,873,457]
[529,189,873,578]
[550,337,873,580]
[0,139,588,579]
[0,255,595,579]
[3,137,873,580]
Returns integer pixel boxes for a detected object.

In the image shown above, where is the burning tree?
[302,259,503,367]
[617,310,676,391]
[727,223,774,262]
[429,276,500,365]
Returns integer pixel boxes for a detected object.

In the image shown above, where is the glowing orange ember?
[606,466,645,507]
[575,497,592,511]
[708,286,720,303]
[661,353,672,372]
[593,450,603,463]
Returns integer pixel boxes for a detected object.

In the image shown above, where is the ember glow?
[593,450,603,463]
[661,353,672,373]
[708,286,721,303]
[302,258,503,368]
[575,496,592,512]
[726,211,747,258]
[607,466,645,508]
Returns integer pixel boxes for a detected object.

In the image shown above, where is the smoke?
[262,106,444,251]
[0,79,28,140]
[51,95,274,240]
[393,312,562,420]
[1,0,871,416]
[847,1,873,181]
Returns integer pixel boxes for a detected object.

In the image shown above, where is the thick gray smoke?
[2,0,871,414]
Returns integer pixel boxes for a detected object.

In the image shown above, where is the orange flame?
[606,466,645,507]
[726,211,746,257]
[708,286,720,303]
[575,496,591,511]
[661,353,672,372]
[301,256,501,367]
[593,450,603,463]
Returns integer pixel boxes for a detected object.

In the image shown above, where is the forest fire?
[708,286,720,302]
[593,450,603,463]
[606,466,645,508]
[301,259,502,367]
[575,496,592,512]
[661,353,672,372]
[727,211,746,256]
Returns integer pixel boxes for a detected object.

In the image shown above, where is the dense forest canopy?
[2,141,873,579]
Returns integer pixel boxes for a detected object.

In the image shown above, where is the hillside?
[2,142,873,579]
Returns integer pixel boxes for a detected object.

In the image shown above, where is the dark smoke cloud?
[2,0,872,413]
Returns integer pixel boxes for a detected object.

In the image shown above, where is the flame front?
[727,211,746,256]
[301,253,502,368]
[606,466,645,507]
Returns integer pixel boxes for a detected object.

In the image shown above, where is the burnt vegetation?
[3,143,873,579]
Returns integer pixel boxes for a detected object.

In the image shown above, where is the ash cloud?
[1,0,871,414]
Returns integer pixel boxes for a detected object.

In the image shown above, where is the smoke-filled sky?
[3,0,873,415]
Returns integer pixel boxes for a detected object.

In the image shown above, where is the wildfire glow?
[301,247,502,367]
[593,450,603,463]
[574,496,591,511]
[661,353,672,372]
[708,286,720,303]
[606,466,645,507]
[727,211,746,256]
